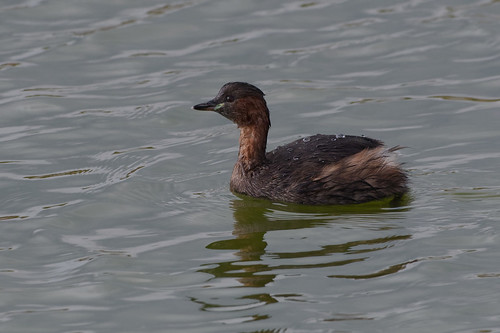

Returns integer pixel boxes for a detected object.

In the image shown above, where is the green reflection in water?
[200,196,412,291]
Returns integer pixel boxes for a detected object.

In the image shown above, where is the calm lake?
[1,0,500,332]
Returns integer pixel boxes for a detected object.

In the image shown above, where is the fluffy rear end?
[313,146,408,204]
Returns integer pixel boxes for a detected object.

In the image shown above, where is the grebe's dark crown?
[218,82,265,99]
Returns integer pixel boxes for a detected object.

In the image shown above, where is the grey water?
[1,0,500,332]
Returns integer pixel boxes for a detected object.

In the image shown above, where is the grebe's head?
[193,82,270,128]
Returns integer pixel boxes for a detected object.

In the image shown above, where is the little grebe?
[193,82,408,205]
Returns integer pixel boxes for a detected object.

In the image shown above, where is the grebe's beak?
[192,99,219,111]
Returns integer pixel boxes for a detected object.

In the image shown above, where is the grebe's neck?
[238,125,268,170]
[237,116,269,172]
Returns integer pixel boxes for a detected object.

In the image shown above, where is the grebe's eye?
[225,95,234,102]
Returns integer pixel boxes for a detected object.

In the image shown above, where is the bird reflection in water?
[199,196,411,293]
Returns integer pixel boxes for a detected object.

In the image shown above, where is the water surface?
[1,1,500,332]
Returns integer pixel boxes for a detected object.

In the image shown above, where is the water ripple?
[2,0,500,332]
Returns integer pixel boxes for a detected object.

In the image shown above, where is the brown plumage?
[193,82,408,205]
